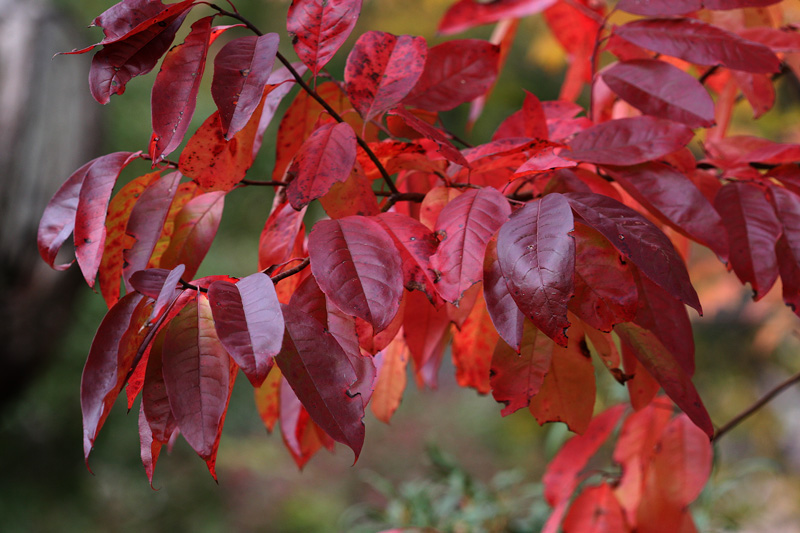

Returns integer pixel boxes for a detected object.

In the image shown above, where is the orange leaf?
[371,332,410,424]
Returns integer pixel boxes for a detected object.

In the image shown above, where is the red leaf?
[308,216,404,332]
[159,191,226,281]
[77,0,196,50]
[569,223,637,332]
[371,333,410,423]
[603,163,728,260]
[81,293,151,464]
[211,34,280,138]
[254,366,282,433]
[529,321,596,434]
[714,181,781,300]
[122,171,182,290]
[279,380,325,468]
[704,0,781,8]
[621,341,661,410]
[73,152,142,288]
[403,290,452,389]
[98,171,161,307]
[287,122,358,209]
[496,193,575,346]
[770,186,800,313]
[613,397,674,522]
[490,321,554,416]
[258,201,307,272]
[404,39,500,111]
[562,117,694,166]
[150,16,214,162]
[87,8,191,104]
[564,192,701,313]
[130,268,172,299]
[374,212,440,302]
[287,0,362,76]
[543,405,626,507]
[732,70,775,119]
[614,18,780,74]
[493,90,549,141]
[272,81,361,181]
[602,59,715,128]
[438,0,557,35]
[632,270,695,377]
[616,0,701,15]
[430,188,511,304]
[252,63,308,158]
[162,294,231,459]
[562,483,628,533]
[150,264,186,325]
[344,31,427,121]
[138,403,164,488]
[142,328,176,446]
[276,304,366,460]
[209,273,284,387]
[320,167,381,219]
[388,107,470,167]
[483,237,525,351]
[452,290,498,394]
[615,322,713,438]
[636,414,712,531]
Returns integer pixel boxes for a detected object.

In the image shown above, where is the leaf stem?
[209,4,399,196]
[712,369,800,442]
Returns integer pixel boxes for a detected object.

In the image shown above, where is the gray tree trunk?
[0,0,101,408]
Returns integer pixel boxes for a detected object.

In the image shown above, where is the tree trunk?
[0,0,101,409]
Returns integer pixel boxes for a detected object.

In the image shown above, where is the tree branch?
[270,257,310,283]
[712,369,800,442]
[209,4,399,196]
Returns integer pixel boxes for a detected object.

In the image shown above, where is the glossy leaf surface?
[287,0,362,75]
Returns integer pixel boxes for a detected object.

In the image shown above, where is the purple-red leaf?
[209,273,284,387]
[79,0,196,50]
[565,192,701,313]
[162,294,231,459]
[287,122,358,209]
[616,0,701,15]
[374,212,440,302]
[490,321,554,416]
[615,322,713,438]
[150,16,214,162]
[287,0,362,75]
[603,162,728,260]
[211,34,280,139]
[496,193,575,346]
[602,59,715,128]
[73,152,141,287]
[344,31,427,122]
[81,293,149,464]
[159,191,226,281]
[88,11,189,105]
[714,181,781,300]
[562,117,693,166]
[614,18,780,74]
[429,188,511,304]
[438,0,557,35]
[484,237,525,351]
[150,264,186,325]
[403,39,500,111]
[276,304,365,460]
[308,216,404,332]
[388,107,470,167]
[122,171,182,290]
[569,223,637,332]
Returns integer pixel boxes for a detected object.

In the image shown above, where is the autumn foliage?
[36,0,800,529]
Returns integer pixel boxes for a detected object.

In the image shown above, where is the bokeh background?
[3,0,800,531]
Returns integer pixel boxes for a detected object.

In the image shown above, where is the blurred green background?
[3,0,800,531]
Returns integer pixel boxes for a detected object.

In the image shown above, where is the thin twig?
[270,257,310,283]
[209,4,399,196]
[240,179,288,187]
[712,369,800,442]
